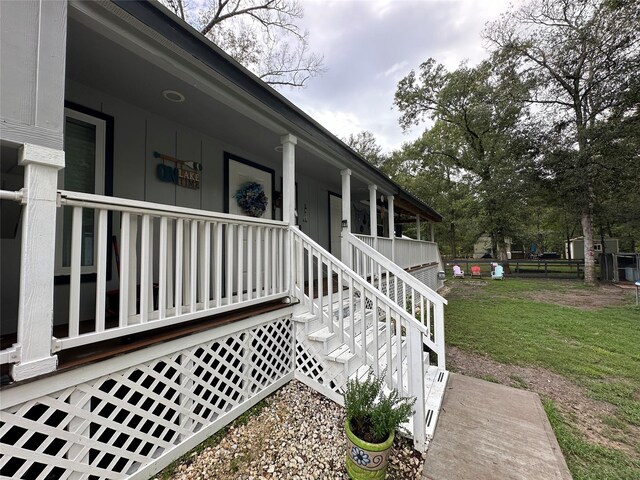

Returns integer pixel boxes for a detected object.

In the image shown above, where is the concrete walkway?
[422,373,572,480]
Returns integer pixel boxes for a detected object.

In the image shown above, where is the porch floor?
[0,299,290,387]
[422,373,571,480]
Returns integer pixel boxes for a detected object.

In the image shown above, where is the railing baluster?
[214,222,222,307]
[95,209,107,333]
[175,219,184,315]
[226,223,234,305]
[190,220,198,312]
[317,252,324,324]
[278,228,284,293]
[237,224,244,302]
[348,275,354,350]
[128,215,138,318]
[271,228,277,295]
[296,234,304,299]
[264,227,270,297]
[119,212,131,327]
[147,217,154,314]
[373,296,379,376]
[166,219,174,312]
[256,227,262,299]
[327,262,334,333]
[203,222,211,309]
[69,206,82,338]
[183,221,191,311]
[337,269,344,344]
[360,284,366,362]
[140,214,151,323]
[395,312,403,393]
[247,226,253,301]
[307,242,314,313]
[159,216,168,319]
[385,304,392,386]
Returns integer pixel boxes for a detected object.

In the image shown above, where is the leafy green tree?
[343,131,386,168]
[485,0,640,283]
[394,60,533,260]
[160,0,324,87]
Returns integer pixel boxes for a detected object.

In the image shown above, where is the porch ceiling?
[66,16,346,191]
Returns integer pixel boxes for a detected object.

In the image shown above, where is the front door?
[329,193,342,260]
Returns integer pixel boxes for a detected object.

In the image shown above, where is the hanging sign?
[155,151,202,190]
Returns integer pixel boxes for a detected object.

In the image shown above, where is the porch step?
[348,363,449,445]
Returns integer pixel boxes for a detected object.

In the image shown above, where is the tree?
[485,0,640,284]
[394,59,534,260]
[343,131,386,168]
[160,0,324,88]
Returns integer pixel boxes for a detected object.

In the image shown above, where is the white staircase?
[289,229,449,451]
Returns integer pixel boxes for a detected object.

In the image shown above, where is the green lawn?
[443,278,640,480]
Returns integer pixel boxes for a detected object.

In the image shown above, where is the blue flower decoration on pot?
[351,446,371,466]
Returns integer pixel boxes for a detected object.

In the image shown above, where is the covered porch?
[0,1,447,477]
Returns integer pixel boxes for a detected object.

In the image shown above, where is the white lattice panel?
[0,316,293,479]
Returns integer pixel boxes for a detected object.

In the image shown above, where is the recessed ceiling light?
[162,90,185,103]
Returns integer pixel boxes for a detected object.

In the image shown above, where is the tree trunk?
[582,211,596,285]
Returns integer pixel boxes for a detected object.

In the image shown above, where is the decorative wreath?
[234,181,268,217]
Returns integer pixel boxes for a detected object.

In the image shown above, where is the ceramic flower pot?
[345,419,394,480]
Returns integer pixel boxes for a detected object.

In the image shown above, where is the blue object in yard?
[492,265,504,280]
[635,280,640,306]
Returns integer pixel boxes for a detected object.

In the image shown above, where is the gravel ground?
[164,380,423,479]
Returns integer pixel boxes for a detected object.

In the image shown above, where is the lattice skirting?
[0,310,294,480]
[410,264,443,292]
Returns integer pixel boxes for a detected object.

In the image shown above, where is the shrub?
[343,371,415,444]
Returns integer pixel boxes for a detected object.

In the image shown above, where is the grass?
[156,399,269,480]
[444,277,640,479]
[544,398,640,480]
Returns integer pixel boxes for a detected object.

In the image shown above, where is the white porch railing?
[291,227,438,448]
[345,232,447,368]
[354,234,440,270]
[54,191,290,352]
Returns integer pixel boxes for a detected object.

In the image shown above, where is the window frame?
[54,107,107,276]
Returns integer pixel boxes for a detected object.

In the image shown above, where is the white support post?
[431,222,435,242]
[368,184,377,249]
[388,195,395,263]
[281,134,297,225]
[416,215,421,241]
[281,134,297,296]
[12,144,64,382]
[341,169,352,266]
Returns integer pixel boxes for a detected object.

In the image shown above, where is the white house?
[0,1,448,478]
[565,236,619,260]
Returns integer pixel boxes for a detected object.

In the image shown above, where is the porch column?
[12,144,65,382]
[368,184,377,249]
[340,169,351,266]
[416,215,421,240]
[431,222,435,242]
[388,195,395,262]
[280,134,297,295]
[280,134,297,225]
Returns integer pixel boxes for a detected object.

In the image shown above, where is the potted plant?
[343,371,415,480]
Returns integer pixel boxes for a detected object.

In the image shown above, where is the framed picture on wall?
[224,152,275,219]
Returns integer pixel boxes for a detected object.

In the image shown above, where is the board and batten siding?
[0,1,67,150]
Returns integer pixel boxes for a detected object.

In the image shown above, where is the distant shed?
[565,236,619,260]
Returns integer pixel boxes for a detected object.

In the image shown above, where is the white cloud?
[287,0,519,153]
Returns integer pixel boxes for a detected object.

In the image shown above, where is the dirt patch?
[447,346,640,457]
[524,284,630,310]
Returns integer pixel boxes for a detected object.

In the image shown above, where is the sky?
[283,0,517,153]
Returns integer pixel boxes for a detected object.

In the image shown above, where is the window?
[594,243,603,252]
[55,108,106,275]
